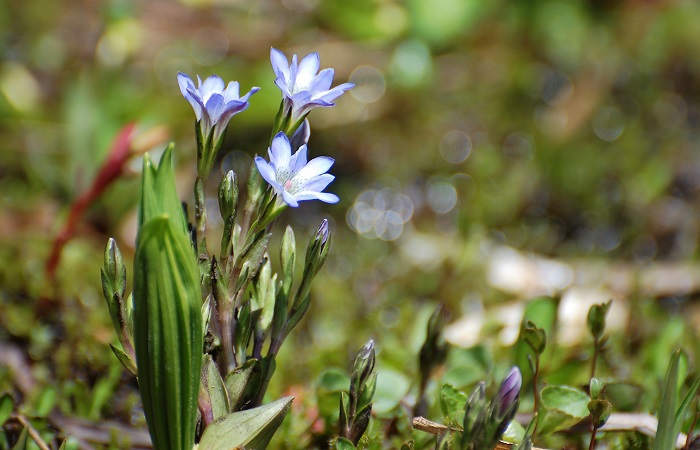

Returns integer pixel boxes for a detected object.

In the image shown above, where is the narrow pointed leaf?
[198,396,294,450]
[109,344,137,376]
[225,359,263,411]
[202,355,230,420]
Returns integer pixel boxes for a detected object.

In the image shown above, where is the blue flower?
[177,72,260,142]
[270,48,354,123]
[255,132,339,207]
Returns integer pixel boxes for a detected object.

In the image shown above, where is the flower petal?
[270,48,290,82]
[269,132,292,169]
[294,191,339,204]
[282,190,299,207]
[312,68,334,92]
[274,78,293,99]
[205,93,225,124]
[313,83,355,103]
[255,157,282,191]
[223,81,241,102]
[200,75,225,102]
[296,52,320,91]
[289,144,308,173]
[242,86,261,102]
[296,156,334,179]
[178,73,203,120]
[299,173,335,192]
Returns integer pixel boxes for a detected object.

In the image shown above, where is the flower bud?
[522,321,547,355]
[587,301,612,340]
[289,119,310,151]
[495,367,522,418]
[218,170,239,223]
[462,382,488,448]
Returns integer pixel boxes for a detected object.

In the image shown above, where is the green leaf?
[198,396,293,450]
[33,386,56,417]
[537,385,590,435]
[0,394,12,427]
[654,349,683,450]
[373,368,410,414]
[225,358,262,411]
[316,369,350,423]
[675,377,700,436]
[439,384,468,426]
[334,437,357,450]
[133,147,203,450]
[202,355,230,420]
[501,420,526,443]
[109,343,137,376]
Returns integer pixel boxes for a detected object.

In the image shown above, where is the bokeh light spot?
[593,106,625,142]
[439,130,472,164]
[349,65,386,104]
[426,180,457,214]
[347,188,414,241]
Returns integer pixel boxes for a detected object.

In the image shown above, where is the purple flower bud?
[317,219,330,245]
[495,367,522,417]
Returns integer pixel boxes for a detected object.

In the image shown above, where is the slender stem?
[218,306,236,374]
[13,414,51,450]
[591,336,600,380]
[588,424,598,450]
[252,332,264,360]
[194,176,208,256]
[532,355,541,436]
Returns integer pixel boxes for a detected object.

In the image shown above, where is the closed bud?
[588,399,612,428]
[289,119,311,151]
[587,300,612,340]
[590,378,605,400]
[522,321,547,355]
[103,238,126,299]
[495,367,522,418]
[462,382,488,447]
[419,305,448,380]
[280,226,296,297]
[353,340,376,385]
[317,219,330,245]
[218,170,238,222]
[101,238,132,358]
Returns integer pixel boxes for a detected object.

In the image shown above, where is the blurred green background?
[2,0,700,447]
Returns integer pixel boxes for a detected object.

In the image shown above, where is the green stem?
[194,176,208,256]
[591,336,600,380]
[532,355,541,436]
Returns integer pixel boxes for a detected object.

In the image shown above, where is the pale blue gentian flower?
[270,48,354,127]
[255,132,339,207]
[178,73,260,143]
[177,73,260,179]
